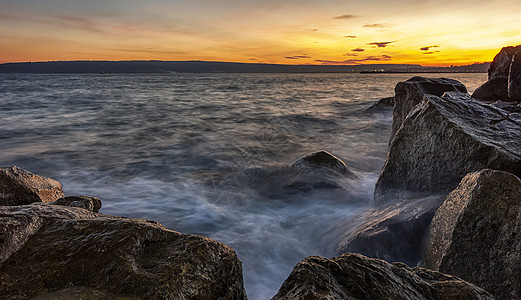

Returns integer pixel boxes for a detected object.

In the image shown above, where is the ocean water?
[0,73,486,299]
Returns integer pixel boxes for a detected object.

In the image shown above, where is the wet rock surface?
[272,253,494,300]
[488,45,521,79]
[423,169,521,300]
[375,91,521,205]
[0,166,64,206]
[391,76,467,139]
[0,204,247,300]
[337,196,443,266]
[52,195,102,212]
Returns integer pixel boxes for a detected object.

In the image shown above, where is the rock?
[364,96,394,113]
[0,204,246,299]
[289,150,354,177]
[423,169,521,300]
[0,166,64,206]
[337,196,443,266]
[375,91,521,205]
[272,253,494,300]
[508,51,521,101]
[52,195,102,212]
[471,77,509,101]
[490,100,521,113]
[391,76,467,140]
[488,45,521,80]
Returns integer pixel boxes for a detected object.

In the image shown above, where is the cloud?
[344,53,358,57]
[422,51,440,55]
[53,15,105,33]
[306,28,318,32]
[352,48,365,52]
[363,23,388,28]
[420,45,439,51]
[344,35,357,38]
[334,14,357,20]
[367,41,396,48]
[315,55,392,65]
[285,55,310,60]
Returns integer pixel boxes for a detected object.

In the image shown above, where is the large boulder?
[391,77,467,140]
[337,196,443,266]
[0,166,64,206]
[471,77,509,101]
[272,253,494,300]
[0,204,247,299]
[488,45,521,80]
[423,169,521,300]
[472,45,521,102]
[375,91,521,205]
[508,50,521,101]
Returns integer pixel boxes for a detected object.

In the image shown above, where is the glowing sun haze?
[2,0,521,66]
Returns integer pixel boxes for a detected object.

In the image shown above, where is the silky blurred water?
[0,72,486,299]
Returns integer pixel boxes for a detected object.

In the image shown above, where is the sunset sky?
[2,0,521,66]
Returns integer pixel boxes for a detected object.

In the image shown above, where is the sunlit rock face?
[375,91,521,205]
[488,45,521,80]
[272,253,494,300]
[423,169,521,300]
[391,76,467,140]
[0,204,247,300]
[508,50,521,101]
[0,166,64,206]
[337,195,443,266]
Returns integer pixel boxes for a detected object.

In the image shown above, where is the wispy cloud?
[367,41,396,48]
[344,53,358,57]
[344,35,357,38]
[306,28,318,32]
[53,15,106,33]
[352,48,365,52]
[422,51,440,55]
[363,23,388,28]
[334,14,357,20]
[284,55,310,59]
[420,45,439,51]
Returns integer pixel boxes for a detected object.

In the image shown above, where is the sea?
[0,73,487,299]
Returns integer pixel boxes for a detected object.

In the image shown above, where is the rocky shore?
[2,45,521,299]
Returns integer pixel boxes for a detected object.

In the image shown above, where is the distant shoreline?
[0,60,490,74]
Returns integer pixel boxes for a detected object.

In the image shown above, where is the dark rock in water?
[364,96,394,113]
[488,45,521,80]
[391,76,468,140]
[423,169,521,300]
[272,253,494,300]
[337,196,443,266]
[289,150,354,177]
[0,166,64,206]
[375,91,521,205]
[471,77,509,101]
[508,51,521,101]
[0,204,246,299]
[52,195,102,212]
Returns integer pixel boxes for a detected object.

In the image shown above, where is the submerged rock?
[471,77,509,101]
[0,204,246,299]
[375,91,521,205]
[0,166,64,206]
[423,169,521,300]
[364,96,394,113]
[391,76,467,139]
[337,196,443,266]
[52,195,102,212]
[289,150,354,177]
[272,253,494,300]
[508,50,521,101]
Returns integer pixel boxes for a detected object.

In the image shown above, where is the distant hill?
[0,60,490,73]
